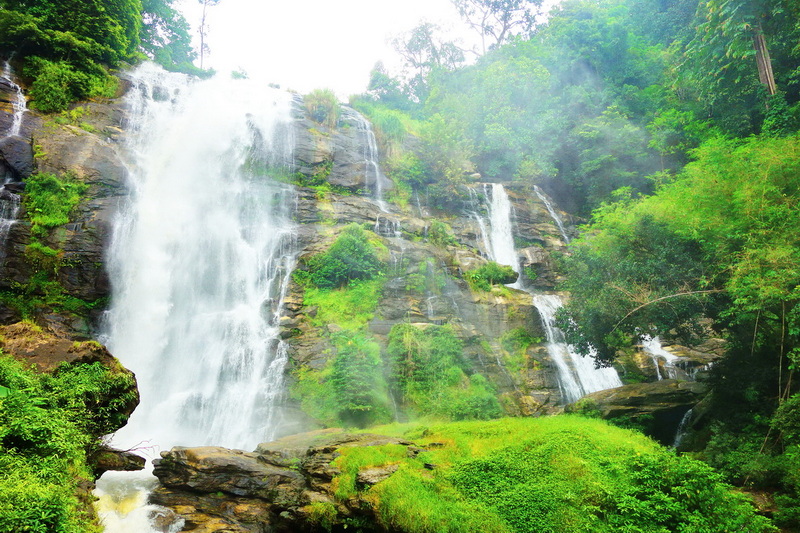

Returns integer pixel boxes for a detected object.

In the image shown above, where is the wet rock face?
[293,108,370,192]
[151,429,409,532]
[0,96,129,333]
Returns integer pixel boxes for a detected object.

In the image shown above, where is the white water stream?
[533,185,570,243]
[96,63,299,532]
[343,107,389,211]
[2,59,27,137]
[0,60,25,253]
[477,183,621,403]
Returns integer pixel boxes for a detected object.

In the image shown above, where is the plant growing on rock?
[464,261,517,291]
[302,224,384,289]
[304,89,340,129]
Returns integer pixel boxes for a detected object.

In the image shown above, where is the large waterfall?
[478,183,621,403]
[96,63,299,531]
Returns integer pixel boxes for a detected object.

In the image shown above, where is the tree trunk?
[752,23,776,95]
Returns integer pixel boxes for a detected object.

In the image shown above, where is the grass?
[322,416,776,533]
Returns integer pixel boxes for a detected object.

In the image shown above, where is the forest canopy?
[0,0,197,111]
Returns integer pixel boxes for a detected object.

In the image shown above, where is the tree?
[141,0,197,71]
[198,0,221,69]
[451,0,543,54]
[392,22,465,102]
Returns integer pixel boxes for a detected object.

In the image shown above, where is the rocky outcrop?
[151,429,411,532]
[567,379,708,444]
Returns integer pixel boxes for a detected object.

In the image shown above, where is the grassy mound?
[329,416,775,532]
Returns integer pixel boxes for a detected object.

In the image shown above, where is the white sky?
[175,0,475,97]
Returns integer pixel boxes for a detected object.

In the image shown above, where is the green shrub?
[465,262,518,291]
[23,172,87,235]
[304,89,340,128]
[303,225,384,289]
[427,220,457,247]
[0,352,131,532]
[387,323,501,420]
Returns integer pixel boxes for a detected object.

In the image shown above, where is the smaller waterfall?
[485,183,521,285]
[641,336,684,380]
[0,182,20,250]
[673,408,693,448]
[2,60,27,137]
[534,294,622,402]
[533,185,570,243]
[476,183,621,403]
[343,108,388,211]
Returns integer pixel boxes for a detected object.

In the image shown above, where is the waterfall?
[673,408,693,448]
[476,183,621,403]
[0,60,25,254]
[641,336,684,380]
[342,107,388,211]
[0,184,20,252]
[533,185,570,243]
[96,63,298,532]
[2,59,27,137]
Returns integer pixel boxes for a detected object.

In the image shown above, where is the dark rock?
[151,429,412,532]
[567,380,708,444]
[0,135,33,179]
[91,446,146,477]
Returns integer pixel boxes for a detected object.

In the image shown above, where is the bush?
[387,323,501,420]
[304,89,340,128]
[465,262,518,291]
[23,172,87,235]
[303,225,384,289]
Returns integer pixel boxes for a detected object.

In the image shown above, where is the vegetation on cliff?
[0,339,137,532]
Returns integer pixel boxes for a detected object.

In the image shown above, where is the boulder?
[151,429,412,532]
[567,379,708,444]
[0,135,33,179]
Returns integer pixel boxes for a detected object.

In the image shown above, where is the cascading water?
[533,185,570,243]
[2,59,27,137]
[342,107,388,211]
[0,59,25,254]
[641,336,684,380]
[477,183,621,403]
[95,62,299,532]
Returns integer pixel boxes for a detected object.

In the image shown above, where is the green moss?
[323,417,776,533]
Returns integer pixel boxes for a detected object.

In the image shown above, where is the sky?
[175,0,476,97]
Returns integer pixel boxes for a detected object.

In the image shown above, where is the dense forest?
[2,0,800,530]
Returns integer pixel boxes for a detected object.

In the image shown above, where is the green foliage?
[292,330,391,428]
[326,417,775,532]
[464,261,517,291]
[301,225,384,289]
[304,89,340,129]
[0,352,133,532]
[387,323,501,420]
[427,220,457,247]
[23,172,87,236]
[329,332,391,427]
